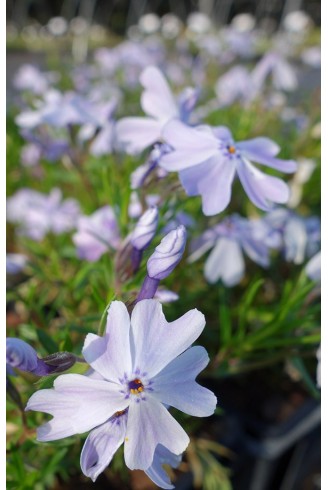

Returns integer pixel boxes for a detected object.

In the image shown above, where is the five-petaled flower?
[159,121,297,216]
[26,299,217,488]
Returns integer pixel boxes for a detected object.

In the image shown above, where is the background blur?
[6,0,321,33]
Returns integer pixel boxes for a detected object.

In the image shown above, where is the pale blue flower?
[262,209,320,264]
[215,65,256,107]
[13,64,54,95]
[6,338,76,376]
[26,300,216,486]
[251,52,298,92]
[72,206,120,262]
[15,89,99,130]
[189,214,273,286]
[160,121,297,216]
[7,188,81,241]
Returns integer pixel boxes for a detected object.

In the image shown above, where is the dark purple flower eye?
[128,379,144,394]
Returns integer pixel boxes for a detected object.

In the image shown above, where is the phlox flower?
[20,129,69,164]
[15,89,99,130]
[215,65,256,108]
[261,208,320,264]
[116,65,199,154]
[26,300,217,487]
[7,188,80,241]
[7,338,79,377]
[188,214,273,286]
[160,121,297,216]
[251,51,298,92]
[13,64,55,95]
[72,206,120,262]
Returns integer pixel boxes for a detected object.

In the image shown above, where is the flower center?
[128,378,144,394]
[227,145,236,154]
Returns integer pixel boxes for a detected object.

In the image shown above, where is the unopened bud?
[41,352,79,374]
[131,206,158,251]
[147,225,187,280]
[6,337,82,377]
[6,338,38,373]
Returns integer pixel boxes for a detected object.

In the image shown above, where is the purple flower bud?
[131,206,158,251]
[6,338,38,373]
[41,352,80,374]
[147,225,187,280]
[6,337,81,376]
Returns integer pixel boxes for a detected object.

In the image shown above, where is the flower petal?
[140,66,178,121]
[241,235,270,267]
[199,156,236,216]
[115,117,162,154]
[82,301,132,383]
[151,346,217,416]
[145,445,182,490]
[237,159,290,211]
[237,139,297,173]
[273,59,298,91]
[179,154,236,215]
[284,216,308,264]
[179,161,211,195]
[305,251,321,281]
[204,238,245,286]
[124,396,189,470]
[237,137,280,156]
[26,374,129,441]
[81,413,127,482]
[130,299,205,378]
[160,121,218,170]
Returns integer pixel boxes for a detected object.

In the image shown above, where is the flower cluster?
[7,15,320,490]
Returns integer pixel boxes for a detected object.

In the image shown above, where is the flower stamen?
[227,145,236,154]
[129,378,144,394]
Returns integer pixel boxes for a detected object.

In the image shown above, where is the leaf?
[218,287,232,346]
[237,278,264,340]
[291,356,320,399]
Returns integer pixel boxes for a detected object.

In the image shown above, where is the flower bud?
[41,352,79,374]
[6,338,38,373]
[6,337,81,377]
[131,206,158,251]
[147,225,187,280]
